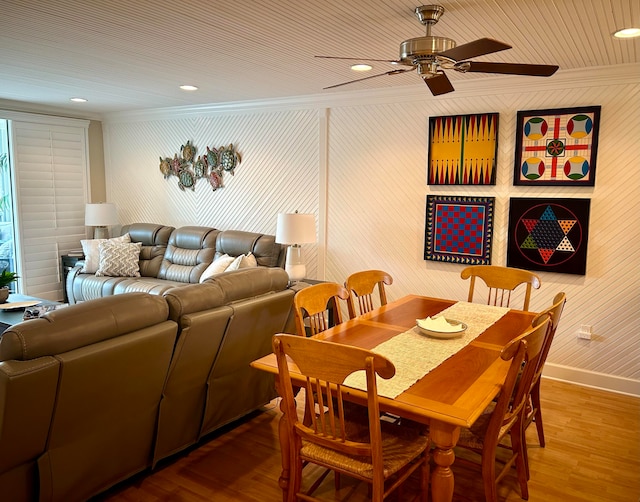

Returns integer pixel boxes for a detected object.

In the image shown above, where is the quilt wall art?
[424,195,495,265]
[513,106,601,186]
[428,112,499,185]
[507,198,591,275]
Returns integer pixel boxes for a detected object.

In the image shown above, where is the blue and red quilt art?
[424,195,494,264]
[507,198,590,275]
[513,106,601,186]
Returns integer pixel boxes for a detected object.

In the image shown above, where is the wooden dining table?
[251,294,536,502]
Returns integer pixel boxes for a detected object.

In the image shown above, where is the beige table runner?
[343,301,509,398]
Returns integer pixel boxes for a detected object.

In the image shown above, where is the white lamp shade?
[275,213,316,245]
[85,203,119,226]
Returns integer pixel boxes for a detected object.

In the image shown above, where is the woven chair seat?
[458,402,515,452]
[301,418,428,479]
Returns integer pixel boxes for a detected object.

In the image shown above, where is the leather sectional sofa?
[0,264,296,500]
[66,223,286,304]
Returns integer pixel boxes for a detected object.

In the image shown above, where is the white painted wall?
[103,64,640,396]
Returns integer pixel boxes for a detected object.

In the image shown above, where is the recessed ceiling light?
[179,85,199,91]
[351,64,372,72]
[69,97,87,103]
[613,27,640,38]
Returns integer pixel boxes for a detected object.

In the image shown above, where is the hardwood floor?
[96,379,640,502]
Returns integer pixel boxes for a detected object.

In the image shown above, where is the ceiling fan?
[316,4,559,96]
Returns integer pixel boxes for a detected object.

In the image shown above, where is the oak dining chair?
[272,333,429,502]
[454,316,550,502]
[293,282,349,337]
[526,292,566,448]
[345,269,393,319]
[461,265,541,311]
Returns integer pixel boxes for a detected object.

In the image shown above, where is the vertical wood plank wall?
[103,65,640,395]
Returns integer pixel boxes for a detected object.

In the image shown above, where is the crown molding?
[102,63,639,123]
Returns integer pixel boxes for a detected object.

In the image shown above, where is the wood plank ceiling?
[0,0,638,116]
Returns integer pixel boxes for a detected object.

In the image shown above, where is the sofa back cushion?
[162,267,289,319]
[120,223,175,277]
[0,293,171,361]
[158,226,220,283]
[212,266,290,303]
[215,230,284,268]
[163,281,226,320]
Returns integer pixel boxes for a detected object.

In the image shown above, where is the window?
[1,111,89,300]
[0,120,16,289]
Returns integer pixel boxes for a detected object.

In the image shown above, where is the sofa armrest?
[65,263,84,304]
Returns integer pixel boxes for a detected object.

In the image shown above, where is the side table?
[0,294,62,332]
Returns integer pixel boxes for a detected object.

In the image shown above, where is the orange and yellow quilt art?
[428,113,499,185]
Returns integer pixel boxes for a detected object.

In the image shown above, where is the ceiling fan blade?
[465,61,559,76]
[315,55,403,64]
[423,72,455,96]
[439,38,511,62]
[323,68,413,90]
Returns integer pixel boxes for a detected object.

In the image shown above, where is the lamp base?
[93,226,109,239]
[285,245,306,284]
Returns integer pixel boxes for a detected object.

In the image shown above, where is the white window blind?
[10,119,89,300]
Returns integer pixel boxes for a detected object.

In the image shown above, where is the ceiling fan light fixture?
[351,64,372,72]
[613,27,640,38]
[69,97,87,103]
[179,85,199,91]
[417,61,439,77]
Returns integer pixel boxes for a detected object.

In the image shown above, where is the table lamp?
[275,212,316,283]
[85,203,119,239]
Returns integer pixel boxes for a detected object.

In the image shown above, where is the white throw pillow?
[223,252,259,273]
[225,254,244,272]
[199,254,235,283]
[239,252,258,269]
[80,233,131,274]
[95,241,142,277]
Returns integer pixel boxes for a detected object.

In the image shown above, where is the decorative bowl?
[416,317,468,339]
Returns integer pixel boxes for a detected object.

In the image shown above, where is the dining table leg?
[429,420,460,502]
[274,381,291,502]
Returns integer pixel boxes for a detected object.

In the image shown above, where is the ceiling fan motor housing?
[399,36,456,64]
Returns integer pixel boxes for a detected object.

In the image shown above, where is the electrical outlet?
[577,324,593,340]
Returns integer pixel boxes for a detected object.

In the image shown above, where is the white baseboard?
[543,363,640,397]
